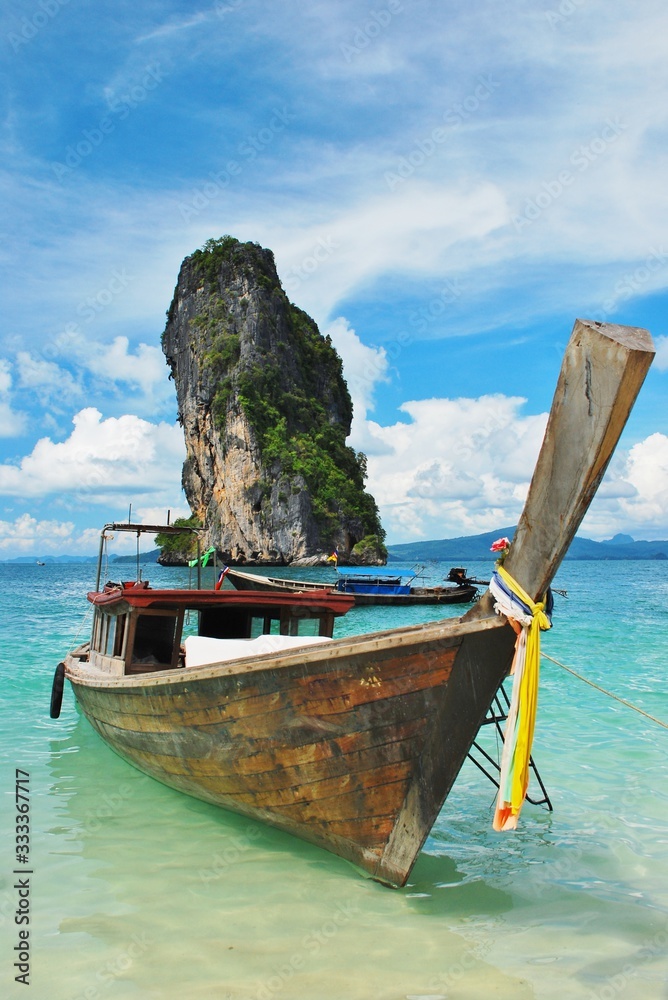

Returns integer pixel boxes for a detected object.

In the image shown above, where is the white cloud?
[5,4,668,341]
[0,511,181,556]
[15,351,81,400]
[364,394,548,540]
[654,335,668,372]
[135,503,191,526]
[363,401,668,543]
[0,513,75,553]
[0,359,27,437]
[12,328,175,417]
[619,432,668,526]
[84,336,169,397]
[325,317,390,451]
[0,399,26,438]
[134,12,209,44]
[268,181,510,321]
[0,362,11,396]
[0,408,185,504]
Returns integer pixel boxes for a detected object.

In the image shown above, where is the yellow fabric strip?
[493,566,552,830]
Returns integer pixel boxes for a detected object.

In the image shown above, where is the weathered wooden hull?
[66,613,516,886]
[61,318,656,887]
[225,569,333,593]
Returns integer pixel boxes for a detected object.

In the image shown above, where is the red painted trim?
[87,585,353,616]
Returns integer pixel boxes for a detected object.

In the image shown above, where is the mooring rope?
[541,652,668,731]
[69,605,93,649]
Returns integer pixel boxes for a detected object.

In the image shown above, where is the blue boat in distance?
[337,566,413,598]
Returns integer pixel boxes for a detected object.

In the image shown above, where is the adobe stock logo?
[513,118,626,232]
[8,0,70,54]
[51,64,167,181]
[384,76,499,190]
[282,236,339,293]
[545,0,588,29]
[340,1,403,63]
[76,269,135,322]
[178,106,296,222]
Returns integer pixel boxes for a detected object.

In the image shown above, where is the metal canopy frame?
[95,521,205,591]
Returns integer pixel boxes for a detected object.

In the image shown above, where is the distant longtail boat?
[225,565,479,605]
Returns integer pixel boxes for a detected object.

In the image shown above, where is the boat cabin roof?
[337,565,415,576]
[84,524,355,677]
[85,581,353,676]
[88,582,353,616]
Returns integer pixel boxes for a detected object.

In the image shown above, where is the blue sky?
[1,0,667,555]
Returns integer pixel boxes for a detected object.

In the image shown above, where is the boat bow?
[59,319,654,888]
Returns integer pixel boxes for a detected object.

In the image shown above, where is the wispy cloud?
[134,12,210,44]
[2,0,667,549]
[0,359,26,437]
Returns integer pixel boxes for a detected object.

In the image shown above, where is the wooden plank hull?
[60,318,656,888]
[67,614,516,886]
[225,569,333,593]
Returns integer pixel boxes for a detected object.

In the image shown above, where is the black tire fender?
[50,662,65,719]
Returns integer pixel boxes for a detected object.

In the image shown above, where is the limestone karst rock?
[161,237,386,565]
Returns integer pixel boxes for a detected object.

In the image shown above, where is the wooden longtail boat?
[224,567,335,594]
[225,565,479,605]
[55,320,654,887]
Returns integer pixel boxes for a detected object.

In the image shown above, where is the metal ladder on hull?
[467,683,553,810]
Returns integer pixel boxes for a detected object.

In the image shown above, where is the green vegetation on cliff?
[155,516,201,562]
[351,534,388,563]
[192,237,385,549]
[192,236,282,290]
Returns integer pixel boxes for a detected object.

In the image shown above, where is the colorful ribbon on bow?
[489,564,553,831]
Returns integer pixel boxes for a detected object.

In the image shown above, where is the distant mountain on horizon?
[2,549,161,565]
[3,554,99,564]
[387,528,668,563]
[2,533,667,565]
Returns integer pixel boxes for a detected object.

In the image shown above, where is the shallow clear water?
[1,560,667,999]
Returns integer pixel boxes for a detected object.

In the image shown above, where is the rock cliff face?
[161,237,385,564]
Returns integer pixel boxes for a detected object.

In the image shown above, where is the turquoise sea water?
[1,559,667,999]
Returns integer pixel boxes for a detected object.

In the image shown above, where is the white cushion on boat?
[184,633,331,668]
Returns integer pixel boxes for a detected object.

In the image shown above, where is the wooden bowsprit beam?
[372,320,654,886]
[468,319,655,614]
